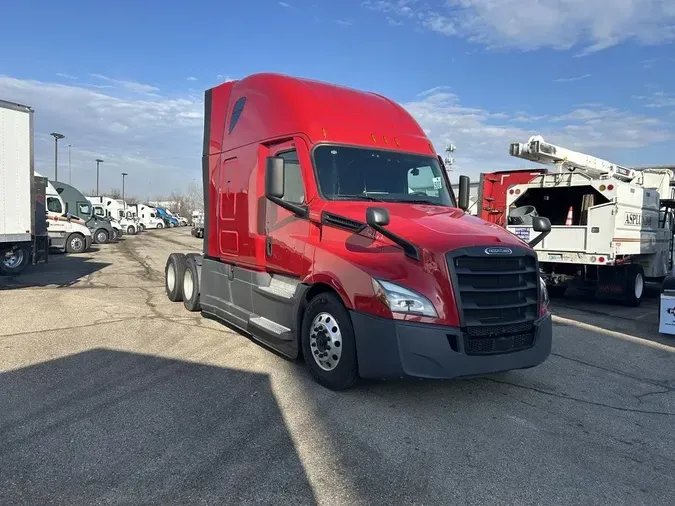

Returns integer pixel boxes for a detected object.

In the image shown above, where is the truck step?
[256,276,298,300]
[249,316,291,336]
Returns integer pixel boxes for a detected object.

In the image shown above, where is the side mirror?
[366,207,390,227]
[265,156,285,200]
[532,216,551,233]
[458,175,470,211]
[528,216,552,248]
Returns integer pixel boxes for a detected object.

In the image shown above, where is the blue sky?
[1,0,674,198]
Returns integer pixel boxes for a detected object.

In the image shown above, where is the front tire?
[156,223,164,229]
[66,233,86,253]
[0,245,30,276]
[94,229,109,244]
[301,292,358,391]
[127,225,136,235]
[165,253,187,302]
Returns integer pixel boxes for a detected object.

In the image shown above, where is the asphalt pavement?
[1,228,674,506]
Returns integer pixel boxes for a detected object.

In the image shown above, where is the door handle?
[266,236,273,257]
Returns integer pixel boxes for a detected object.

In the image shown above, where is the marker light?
[599,184,606,191]
[607,184,614,190]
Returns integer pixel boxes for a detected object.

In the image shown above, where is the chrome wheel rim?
[309,312,343,371]
[167,264,176,291]
[4,249,24,269]
[71,237,83,251]
[635,273,644,299]
[183,269,194,300]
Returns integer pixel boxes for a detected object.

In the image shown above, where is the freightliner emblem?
[485,247,513,255]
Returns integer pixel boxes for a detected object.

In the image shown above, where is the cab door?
[264,139,310,278]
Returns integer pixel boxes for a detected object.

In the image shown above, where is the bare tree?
[105,188,122,199]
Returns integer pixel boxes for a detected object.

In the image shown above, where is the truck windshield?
[313,145,456,207]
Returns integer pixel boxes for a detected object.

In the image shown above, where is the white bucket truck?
[505,135,674,306]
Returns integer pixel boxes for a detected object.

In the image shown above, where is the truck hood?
[322,202,527,252]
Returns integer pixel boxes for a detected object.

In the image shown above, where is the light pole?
[50,132,65,181]
[67,144,73,184]
[95,159,104,196]
[122,172,128,203]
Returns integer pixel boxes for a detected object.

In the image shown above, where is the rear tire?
[0,245,30,276]
[165,253,187,302]
[301,292,358,391]
[182,256,201,312]
[66,233,86,253]
[624,264,644,307]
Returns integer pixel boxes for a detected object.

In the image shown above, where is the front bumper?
[351,312,552,380]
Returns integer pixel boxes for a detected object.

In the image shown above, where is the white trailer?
[505,135,674,306]
[0,100,50,275]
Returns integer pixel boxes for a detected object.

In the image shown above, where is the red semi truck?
[164,73,553,390]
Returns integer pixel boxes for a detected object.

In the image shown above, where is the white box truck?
[0,99,48,275]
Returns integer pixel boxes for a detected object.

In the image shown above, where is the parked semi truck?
[38,173,92,253]
[51,181,117,244]
[505,135,674,306]
[87,196,139,235]
[135,204,165,230]
[155,207,178,227]
[0,100,49,275]
[163,73,553,390]
[191,210,204,238]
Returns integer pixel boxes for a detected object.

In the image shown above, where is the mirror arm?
[268,196,308,218]
[368,222,420,261]
[528,229,550,248]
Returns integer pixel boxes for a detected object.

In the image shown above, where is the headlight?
[372,279,438,318]
[539,277,549,315]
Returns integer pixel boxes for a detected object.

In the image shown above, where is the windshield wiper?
[334,194,384,202]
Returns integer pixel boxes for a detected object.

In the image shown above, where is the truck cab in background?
[51,181,116,245]
[40,174,92,254]
[155,207,178,228]
[87,196,139,236]
[136,205,165,230]
[163,73,553,391]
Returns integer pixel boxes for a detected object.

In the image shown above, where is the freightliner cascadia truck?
[164,73,553,390]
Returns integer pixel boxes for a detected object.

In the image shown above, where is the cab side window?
[47,197,62,213]
[277,150,305,205]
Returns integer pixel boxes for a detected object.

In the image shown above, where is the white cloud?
[552,74,591,83]
[56,73,78,80]
[186,76,198,81]
[279,1,292,7]
[89,73,160,96]
[0,75,202,199]
[364,0,675,53]
[386,16,404,26]
[2,73,671,198]
[402,89,675,177]
[636,91,675,108]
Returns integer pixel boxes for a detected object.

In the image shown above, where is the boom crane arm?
[509,135,637,182]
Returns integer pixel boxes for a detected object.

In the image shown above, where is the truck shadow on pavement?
[0,349,317,506]
[0,253,110,290]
